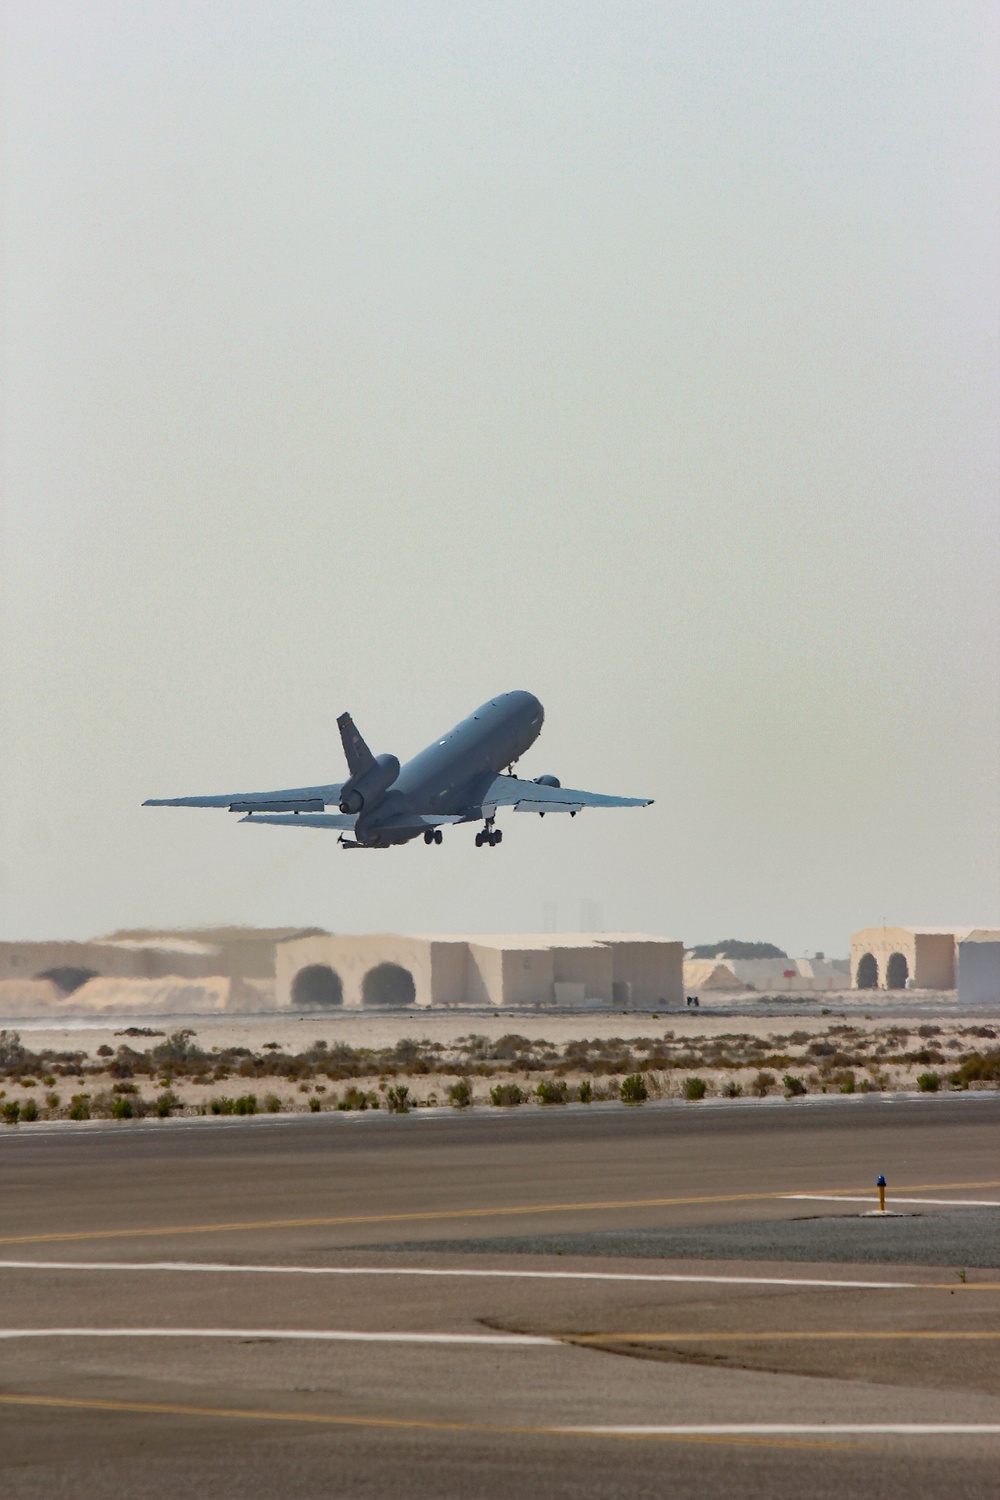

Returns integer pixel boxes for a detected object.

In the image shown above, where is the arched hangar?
[276,933,683,1010]
[850,926,977,993]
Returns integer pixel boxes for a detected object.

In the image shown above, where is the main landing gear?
[423,828,443,845]
[475,822,502,848]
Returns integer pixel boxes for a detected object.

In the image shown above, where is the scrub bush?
[620,1074,648,1105]
[112,1095,133,1120]
[752,1071,776,1098]
[20,1098,38,1122]
[68,1094,91,1120]
[233,1094,256,1115]
[386,1085,411,1113]
[156,1090,181,1118]
[577,1080,593,1104]
[535,1079,569,1105]
[489,1083,524,1107]
[308,1096,323,1112]
[683,1076,707,1101]
[448,1079,472,1108]
[917,1072,940,1092]
[264,1094,282,1112]
[949,1050,1000,1087]
[783,1075,807,1097]
[722,1081,742,1098]
[3,1100,20,1124]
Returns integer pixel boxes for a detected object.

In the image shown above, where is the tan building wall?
[499,948,557,1006]
[549,942,613,1002]
[466,943,506,1005]
[428,941,471,1006]
[850,927,970,991]
[607,939,684,1006]
[0,940,218,984]
[275,934,436,1009]
[276,932,682,1010]
[100,927,324,979]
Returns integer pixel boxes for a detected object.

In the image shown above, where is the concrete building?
[276,933,683,1010]
[683,955,849,995]
[957,930,1000,1006]
[850,926,977,991]
[0,928,323,992]
[0,938,217,987]
[725,956,849,992]
[97,927,325,980]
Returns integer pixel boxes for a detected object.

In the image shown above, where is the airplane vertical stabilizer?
[337,713,376,776]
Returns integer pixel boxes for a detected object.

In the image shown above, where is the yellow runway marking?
[0,1393,852,1450]
[3,1178,998,1248]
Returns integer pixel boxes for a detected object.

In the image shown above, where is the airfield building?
[850,926,979,991]
[957,930,1000,1006]
[276,933,683,1010]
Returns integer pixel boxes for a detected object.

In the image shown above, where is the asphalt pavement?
[1,1095,998,1497]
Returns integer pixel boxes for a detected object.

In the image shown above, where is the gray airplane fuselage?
[357,690,544,846]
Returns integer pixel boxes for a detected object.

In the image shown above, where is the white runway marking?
[560,1424,1000,1437]
[0,1260,967,1290]
[0,1327,556,1346]
[784,1195,1000,1207]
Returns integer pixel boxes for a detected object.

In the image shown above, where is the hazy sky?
[2,1,998,955]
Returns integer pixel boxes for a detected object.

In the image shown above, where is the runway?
[2,1097,998,1497]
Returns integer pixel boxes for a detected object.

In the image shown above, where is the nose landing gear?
[423,828,444,845]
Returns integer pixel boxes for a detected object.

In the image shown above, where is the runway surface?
[2,1095,999,1497]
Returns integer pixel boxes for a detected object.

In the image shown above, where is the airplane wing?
[238,811,466,831]
[479,775,652,813]
[144,782,343,813]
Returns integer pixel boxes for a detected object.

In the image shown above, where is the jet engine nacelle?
[339,753,400,814]
[533,774,561,787]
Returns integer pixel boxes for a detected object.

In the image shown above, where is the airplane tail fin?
[337,712,376,777]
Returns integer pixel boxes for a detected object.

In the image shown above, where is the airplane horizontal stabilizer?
[143,782,343,810]
[238,812,357,830]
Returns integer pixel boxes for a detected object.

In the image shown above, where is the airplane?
[144,690,652,849]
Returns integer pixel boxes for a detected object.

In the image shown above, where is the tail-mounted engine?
[339,753,400,814]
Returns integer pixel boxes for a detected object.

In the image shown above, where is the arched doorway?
[856,952,879,989]
[292,964,344,1008]
[886,952,909,990]
[361,963,416,1007]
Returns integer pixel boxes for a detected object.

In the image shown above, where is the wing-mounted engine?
[533,774,561,787]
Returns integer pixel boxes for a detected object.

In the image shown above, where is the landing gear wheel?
[434,829,443,844]
[424,830,435,844]
[475,831,484,848]
[492,828,502,844]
